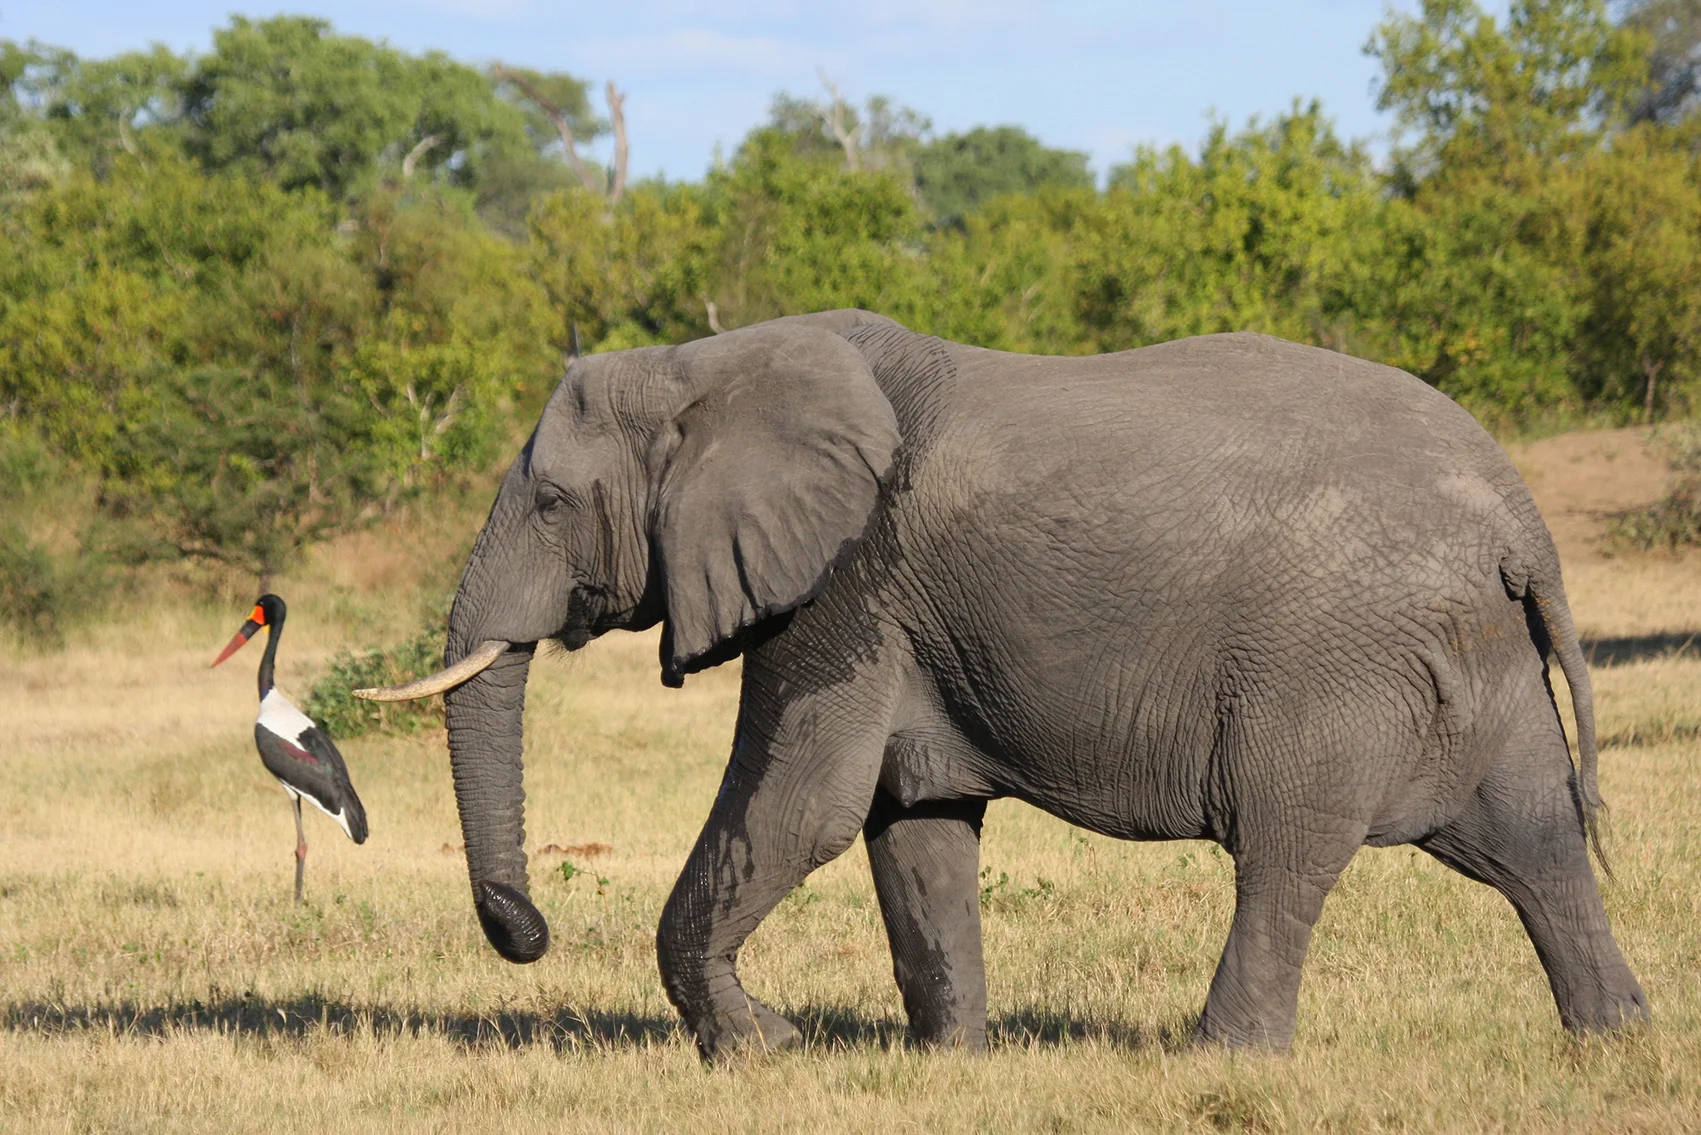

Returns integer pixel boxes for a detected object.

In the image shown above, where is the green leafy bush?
[305,621,446,737]
[0,423,106,644]
[1606,424,1701,551]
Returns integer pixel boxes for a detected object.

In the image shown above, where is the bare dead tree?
[495,66,631,205]
[1642,353,1664,423]
[816,69,861,171]
[606,81,629,206]
[493,64,602,195]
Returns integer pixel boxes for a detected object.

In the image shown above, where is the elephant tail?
[1503,548,1608,876]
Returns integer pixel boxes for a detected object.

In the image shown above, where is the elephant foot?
[1558,968,1650,1036]
[1190,1011,1293,1053]
[912,1022,988,1053]
[691,994,802,1062]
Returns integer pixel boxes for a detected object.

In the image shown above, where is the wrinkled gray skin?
[443,311,1647,1058]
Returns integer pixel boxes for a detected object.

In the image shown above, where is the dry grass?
[4,431,1701,1132]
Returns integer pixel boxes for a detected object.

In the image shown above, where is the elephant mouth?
[556,583,661,649]
[353,639,511,702]
[356,587,657,703]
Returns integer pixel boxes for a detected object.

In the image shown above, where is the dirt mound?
[1510,426,1673,563]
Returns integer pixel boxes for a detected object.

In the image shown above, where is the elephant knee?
[810,809,866,869]
[654,896,708,1006]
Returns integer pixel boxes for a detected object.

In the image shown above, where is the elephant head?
[357,311,901,962]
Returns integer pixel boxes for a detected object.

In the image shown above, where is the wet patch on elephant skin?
[864,789,989,1050]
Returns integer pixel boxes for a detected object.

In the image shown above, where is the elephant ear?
[650,324,899,686]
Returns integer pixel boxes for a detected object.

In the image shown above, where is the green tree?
[477,65,601,235]
[528,181,716,351]
[1577,129,1701,418]
[0,149,556,576]
[1619,0,1701,122]
[703,129,927,329]
[343,185,558,479]
[0,42,68,201]
[1350,171,1593,423]
[1079,104,1381,353]
[179,16,532,199]
[1369,0,1649,180]
[912,125,1093,225]
[761,88,930,173]
[911,186,1096,352]
[0,420,106,642]
[1363,0,1697,423]
[13,41,186,175]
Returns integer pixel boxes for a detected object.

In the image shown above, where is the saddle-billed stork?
[212,594,368,902]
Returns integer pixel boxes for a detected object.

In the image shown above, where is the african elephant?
[361,310,1647,1057]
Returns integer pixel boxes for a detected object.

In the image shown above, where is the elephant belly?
[897,626,1222,841]
[875,333,1550,849]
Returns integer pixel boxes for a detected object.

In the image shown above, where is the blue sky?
[1,1,1504,182]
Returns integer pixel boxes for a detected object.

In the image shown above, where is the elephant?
[359,310,1647,1057]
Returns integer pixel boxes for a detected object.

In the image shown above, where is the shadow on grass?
[794,1005,1159,1053]
[3,993,678,1051]
[4,995,1163,1053]
[1582,631,1698,667]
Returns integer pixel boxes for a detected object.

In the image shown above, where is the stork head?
[212,594,286,667]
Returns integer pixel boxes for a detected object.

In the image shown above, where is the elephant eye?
[535,483,570,515]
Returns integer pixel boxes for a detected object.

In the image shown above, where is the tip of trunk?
[474,880,550,963]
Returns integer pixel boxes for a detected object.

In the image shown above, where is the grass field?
[2,427,1699,1133]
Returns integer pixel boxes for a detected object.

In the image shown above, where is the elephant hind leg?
[865,788,988,1050]
[1417,702,1647,1034]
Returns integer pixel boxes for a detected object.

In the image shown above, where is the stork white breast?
[258,689,318,743]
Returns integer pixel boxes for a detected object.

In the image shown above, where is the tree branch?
[494,64,601,194]
[1641,351,1664,423]
[401,133,444,181]
[116,114,140,156]
[816,69,860,171]
[606,81,628,206]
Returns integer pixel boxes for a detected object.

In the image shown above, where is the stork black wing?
[255,723,369,844]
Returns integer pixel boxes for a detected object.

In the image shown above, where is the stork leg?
[292,795,307,904]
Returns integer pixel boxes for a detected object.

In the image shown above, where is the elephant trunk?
[444,634,549,963]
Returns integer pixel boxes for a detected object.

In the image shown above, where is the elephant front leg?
[865,789,989,1050]
[655,671,891,1061]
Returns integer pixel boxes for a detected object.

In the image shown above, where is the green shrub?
[305,621,445,737]
[0,423,106,645]
[1606,424,1701,551]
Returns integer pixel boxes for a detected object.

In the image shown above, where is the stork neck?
[258,614,282,698]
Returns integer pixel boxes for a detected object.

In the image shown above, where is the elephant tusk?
[353,639,511,701]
